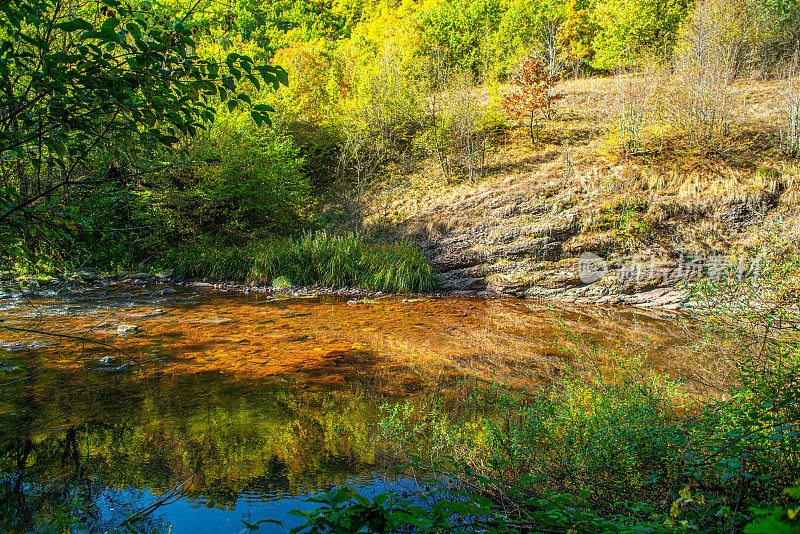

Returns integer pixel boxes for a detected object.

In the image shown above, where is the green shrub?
[590,196,651,238]
[294,356,797,533]
[285,121,343,192]
[193,112,310,238]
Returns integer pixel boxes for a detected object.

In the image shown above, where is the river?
[0,285,702,533]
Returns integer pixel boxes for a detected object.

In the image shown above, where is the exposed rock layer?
[397,179,773,310]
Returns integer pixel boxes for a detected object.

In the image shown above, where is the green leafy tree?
[495,0,563,73]
[0,0,287,264]
[416,0,504,78]
[192,112,310,237]
[235,0,351,54]
[590,0,692,70]
[749,0,800,67]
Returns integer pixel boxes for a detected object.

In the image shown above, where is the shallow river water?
[0,285,701,533]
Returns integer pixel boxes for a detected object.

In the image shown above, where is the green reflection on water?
[0,287,697,532]
[0,368,411,532]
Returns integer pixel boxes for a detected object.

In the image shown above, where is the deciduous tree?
[0,0,287,256]
[501,53,563,141]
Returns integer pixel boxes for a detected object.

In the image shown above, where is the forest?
[1,0,800,532]
[2,0,798,281]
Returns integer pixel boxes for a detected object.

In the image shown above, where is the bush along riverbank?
[284,256,800,534]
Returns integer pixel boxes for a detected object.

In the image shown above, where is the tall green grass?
[172,231,435,292]
[248,231,435,292]
[172,244,255,280]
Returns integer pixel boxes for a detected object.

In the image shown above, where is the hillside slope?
[359,77,799,308]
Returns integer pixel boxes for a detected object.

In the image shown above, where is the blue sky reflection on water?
[153,475,408,534]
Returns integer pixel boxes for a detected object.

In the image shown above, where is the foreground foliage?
[289,372,799,533]
[0,0,286,265]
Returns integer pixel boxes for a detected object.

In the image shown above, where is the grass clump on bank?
[248,231,435,292]
[172,231,435,293]
[171,245,256,281]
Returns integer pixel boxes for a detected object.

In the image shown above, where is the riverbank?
[0,267,473,303]
[0,261,733,311]
[0,269,406,300]
[0,266,688,309]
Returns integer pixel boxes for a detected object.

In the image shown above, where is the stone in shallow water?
[157,269,174,280]
[0,272,14,281]
[0,287,24,299]
[127,272,153,280]
[79,271,98,282]
[117,324,139,335]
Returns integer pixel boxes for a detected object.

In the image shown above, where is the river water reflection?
[0,285,699,533]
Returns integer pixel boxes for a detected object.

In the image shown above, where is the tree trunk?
[17,160,28,201]
[529,113,535,143]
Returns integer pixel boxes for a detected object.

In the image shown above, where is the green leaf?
[246,74,260,91]
[275,67,289,87]
[126,22,142,38]
[158,134,179,146]
[208,62,219,79]
[100,17,120,37]
[225,52,241,66]
[56,18,93,32]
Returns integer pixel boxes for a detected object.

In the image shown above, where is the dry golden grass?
[356,73,800,257]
